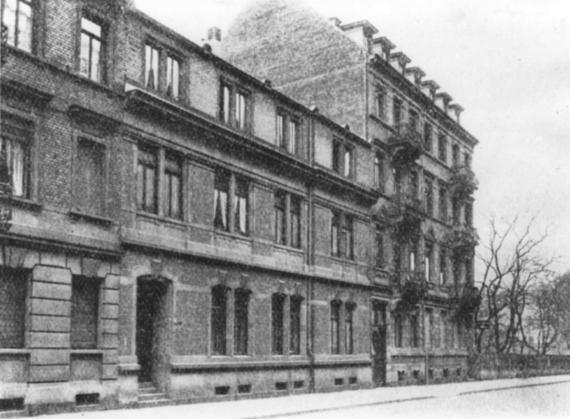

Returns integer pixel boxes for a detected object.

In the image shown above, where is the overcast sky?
[135,0,570,272]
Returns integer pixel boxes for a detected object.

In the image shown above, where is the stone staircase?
[138,382,170,407]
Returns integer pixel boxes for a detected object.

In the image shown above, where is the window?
[426,309,434,348]
[408,170,419,199]
[80,16,104,82]
[277,113,300,155]
[372,301,385,328]
[0,133,29,198]
[464,152,472,168]
[275,191,303,248]
[234,288,249,355]
[423,122,432,152]
[220,83,231,124]
[410,313,420,348]
[375,89,385,118]
[438,134,447,162]
[219,82,250,131]
[424,175,434,216]
[288,119,298,156]
[2,0,33,53]
[331,211,354,259]
[144,43,159,90]
[441,311,450,348]
[439,249,448,285]
[234,177,249,236]
[274,192,286,245]
[0,268,27,348]
[166,55,180,99]
[376,225,384,268]
[276,114,285,149]
[213,170,230,231]
[71,277,100,349]
[452,198,460,225]
[439,184,448,222]
[393,166,402,195]
[394,314,403,348]
[425,241,433,282]
[330,301,341,354]
[290,196,301,249]
[290,296,302,354]
[332,140,353,178]
[409,242,417,271]
[452,144,460,167]
[345,303,355,354]
[75,139,105,216]
[136,145,157,214]
[271,293,285,354]
[211,285,227,355]
[393,242,402,276]
[409,109,418,132]
[374,151,384,190]
[393,97,402,126]
[163,152,182,219]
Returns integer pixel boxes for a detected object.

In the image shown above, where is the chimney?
[421,80,440,101]
[206,27,222,54]
[372,36,395,60]
[329,17,342,27]
[448,104,464,124]
[404,67,426,86]
[435,92,453,113]
[339,20,378,52]
[389,52,410,74]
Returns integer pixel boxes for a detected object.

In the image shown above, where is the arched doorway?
[136,276,170,389]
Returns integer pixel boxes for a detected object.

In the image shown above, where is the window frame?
[424,174,434,216]
[79,13,105,83]
[163,151,183,220]
[271,293,286,355]
[344,302,355,354]
[165,53,181,100]
[331,139,354,179]
[289,295,303,355]
[423,122,432,153]
[211,285,228,355]
[219,79,251,132]
[136,144,158,215]
[234,288,250,355]
[0,128,31,200]
[144,42,160,91]
[70,276,101,350]
[374,151,384,190]
[375,87,386,119]
[213,169,231,232]
[438,133,447,163]
[330,300,341,354]
[2,0,34,53]
[74,136,107,217]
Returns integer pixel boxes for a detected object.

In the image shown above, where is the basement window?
[237,384,251,394]
[215,386,230,396]
[334,378,344,386]
[293,380,304,389]
[75,393,99,406]
[0,398,24,412]
[348,376,357,385]
[275,382,288,391]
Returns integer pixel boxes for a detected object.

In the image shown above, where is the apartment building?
[0,0,384,414]
[221,0,479,387]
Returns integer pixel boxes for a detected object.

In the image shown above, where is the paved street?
[39,375,570,419]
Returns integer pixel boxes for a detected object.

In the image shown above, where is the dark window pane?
[71,277,100,349]
[290,296,302,354]
[0,268,27,348]
[271,293,285,354]
[234,288,249,355]
[211,286,227,355]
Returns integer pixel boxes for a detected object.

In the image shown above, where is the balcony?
[453,285,481,323]
[388,123,423,166]
[450,165,478,199]
[444,225,479,256]
[396,271,428,311]
[373,194,425,239]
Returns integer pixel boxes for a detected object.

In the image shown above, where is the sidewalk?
[47,375,570,419]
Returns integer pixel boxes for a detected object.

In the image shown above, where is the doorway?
[371,300,387,386]
[136,278,169,387]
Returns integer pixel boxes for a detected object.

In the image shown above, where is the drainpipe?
[423,298,429,385]
[306,118,316,392]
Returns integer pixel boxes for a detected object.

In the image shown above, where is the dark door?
[136,279,166,383]
[372,326,387,386]
[371,300,387,386]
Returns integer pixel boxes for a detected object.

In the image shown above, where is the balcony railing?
[388,123,423,166]
[396,270,428,311]
[450,165,478,199]
[444,225,479,256]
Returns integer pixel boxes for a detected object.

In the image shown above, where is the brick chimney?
[339,20,378,52]
[206,27,222,55]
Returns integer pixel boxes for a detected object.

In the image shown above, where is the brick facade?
[0,0,477,414]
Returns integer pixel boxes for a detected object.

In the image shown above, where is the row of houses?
[0,0,479,414]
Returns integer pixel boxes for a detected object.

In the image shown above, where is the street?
[40,375,570,419]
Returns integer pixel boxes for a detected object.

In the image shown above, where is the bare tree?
[475,217,555,354]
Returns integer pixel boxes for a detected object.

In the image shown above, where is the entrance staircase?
[138,382,169,407]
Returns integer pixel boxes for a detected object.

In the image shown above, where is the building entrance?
[136,278,169,386]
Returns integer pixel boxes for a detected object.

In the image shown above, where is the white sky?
[135,0,570,272]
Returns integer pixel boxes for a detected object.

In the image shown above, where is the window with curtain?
[234,177,249,236]
[144,44,159,90]
[166,55,180,99]
[163,152,182,219]
[2,0,33,53]
[0,136,28,198]
[274,192,286,245]
[331,212,340,257]
[287,119,299,155]
[220,83,231,124]
[276,113,286,149]
[136,145,157,214]
[425,241,433,282]
[235,91,247,130]
[290,196,301,249]
[213,170,230,231]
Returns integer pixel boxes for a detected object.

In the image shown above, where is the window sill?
[273,243,304,253]
[69,210,113,226]
[214,229,253,242]
[328,255,357,265]
[136,211,185,227]
[0,349,30,355]
[3,196,43,212]
[70,349,103,355]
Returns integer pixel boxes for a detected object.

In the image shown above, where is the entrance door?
[136,279,168,385]
[371,300,387,386]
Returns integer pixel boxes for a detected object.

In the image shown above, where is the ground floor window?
[0,268,27,348]
[211,285,228,355]
[71,276,101,349]
[234,288,250,355]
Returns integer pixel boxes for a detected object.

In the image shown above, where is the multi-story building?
[0,0,477,415]
[221,0,479,387]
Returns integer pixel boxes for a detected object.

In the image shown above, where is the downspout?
[306,118,316,392]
